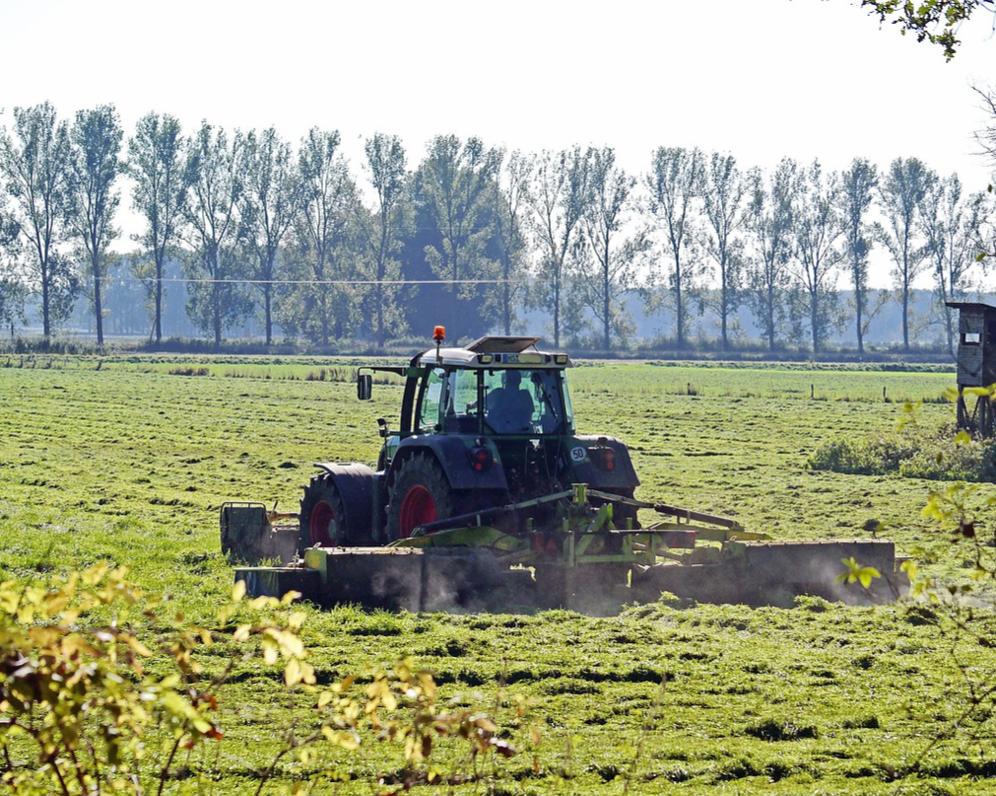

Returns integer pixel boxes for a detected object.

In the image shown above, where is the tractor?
[221,328,909,612]
[298,329,639,550]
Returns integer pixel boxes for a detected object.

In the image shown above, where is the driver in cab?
[485,370,534,433]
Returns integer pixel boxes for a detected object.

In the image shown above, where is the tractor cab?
[404,334,574,438]
[300,329,638,548]
[360,331,584,490]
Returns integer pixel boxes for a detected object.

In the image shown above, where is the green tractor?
[222,329,909,612]
[298,331,639,551]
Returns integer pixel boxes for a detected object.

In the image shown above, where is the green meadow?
[0,355,993,794]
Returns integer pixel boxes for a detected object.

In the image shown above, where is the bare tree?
[577,147,644,350]
[919,174,991,353]
[295,128,358,346]
[0,103,78,338]
[793,160,845,354]
[128,113,189,344]
[493,150,532,337]
[527,147,590,347]
[67,105,122,348]
[746,159,799,351]
[361,133,408,346]
[239,128,297,346]
[182,122,248,348]
[878,157,935,352]
[840,158,879,355]
[976,85,996,164]
[702,152,749,350]
[647,147,704,347]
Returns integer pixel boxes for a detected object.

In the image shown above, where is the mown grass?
[0,358,994,793]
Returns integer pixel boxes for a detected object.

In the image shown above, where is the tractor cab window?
[483,368,567,434]
[442,369,480,432]
[417,368,445,433]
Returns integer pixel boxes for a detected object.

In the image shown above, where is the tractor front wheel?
[299,474,349,553]
[385,454,455,540]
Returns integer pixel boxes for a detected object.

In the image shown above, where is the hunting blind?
[946,300,996,438]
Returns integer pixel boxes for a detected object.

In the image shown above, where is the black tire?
[299,473,349,553]
[385,453,455,540]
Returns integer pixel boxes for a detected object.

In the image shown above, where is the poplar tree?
[67,105,122,347]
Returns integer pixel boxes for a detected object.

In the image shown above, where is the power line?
[134,277,510,286]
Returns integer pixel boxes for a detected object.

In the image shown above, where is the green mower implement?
[221,331,908,613]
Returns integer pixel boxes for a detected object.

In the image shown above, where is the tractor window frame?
[441,368,483,434]
[415,367,446,433]
[481,367,572,436]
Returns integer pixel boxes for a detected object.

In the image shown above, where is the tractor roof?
[412,336,572,369]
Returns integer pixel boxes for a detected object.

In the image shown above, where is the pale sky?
[1,0,995,287]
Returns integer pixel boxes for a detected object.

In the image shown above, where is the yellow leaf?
[321,726,360,750]
[285,658,301,687]
[280,590,302,605]
[288,611,306,630]
[857,566,881,589]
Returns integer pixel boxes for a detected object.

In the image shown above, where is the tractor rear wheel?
[385,454,455,540]
[299,474,349,553]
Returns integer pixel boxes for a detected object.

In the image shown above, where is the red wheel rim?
[398,485,437,538]
[309,500,336,546]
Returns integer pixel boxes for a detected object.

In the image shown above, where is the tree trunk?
[942,274,954,357]
[720,267,728,351]
[944,306,955,358]
[810,292,818,355]
[264,284,273,346]
[603,238,611,351]
[674,252,684,348]
[767,279,775,352]
[901,283,910,352]
[376,281,385,347]
[93,256,104,348]
[212,280,222,350]
[41,263,51,339]
[320,291,329,347]
[154,254,163,344]
[502,256,512,337]
[552,265,561,347]
[855,285,864,356]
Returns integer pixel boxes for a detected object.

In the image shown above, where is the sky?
[1,0,995,287]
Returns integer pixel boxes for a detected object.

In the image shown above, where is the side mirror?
[377,417,389,438]
[357,373,373,401]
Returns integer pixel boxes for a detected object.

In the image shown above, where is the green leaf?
[837,556,881,589]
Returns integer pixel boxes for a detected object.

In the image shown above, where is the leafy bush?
[0,567,520,795]
[807,433,921,475]
[809,425,996,482]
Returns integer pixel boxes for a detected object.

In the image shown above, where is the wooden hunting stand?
[946,301,996,438]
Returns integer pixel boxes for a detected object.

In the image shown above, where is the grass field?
[1,355,994,793]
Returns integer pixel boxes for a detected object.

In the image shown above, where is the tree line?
[0,101,993,353]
